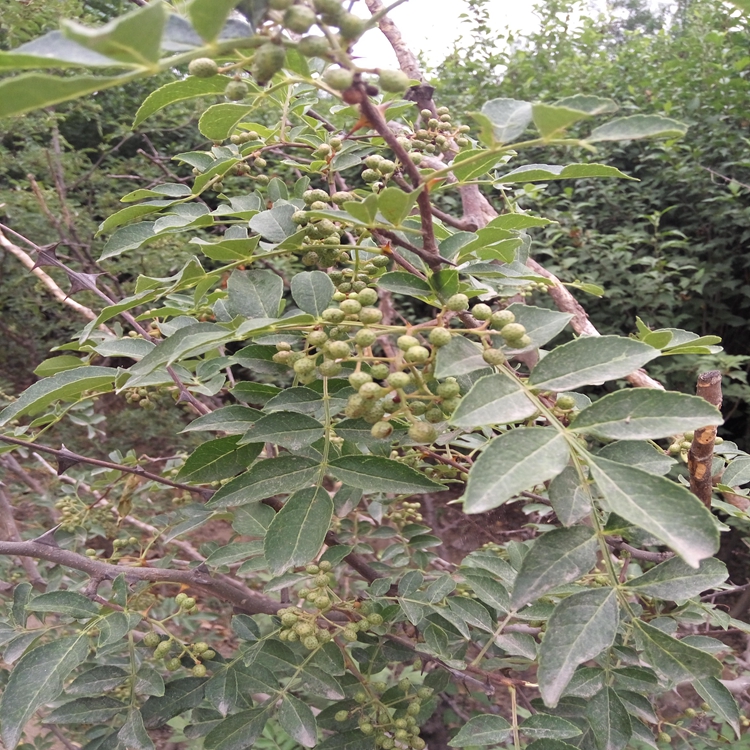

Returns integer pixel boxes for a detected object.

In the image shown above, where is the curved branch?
[0,539,280,614]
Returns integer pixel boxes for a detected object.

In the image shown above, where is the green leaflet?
[538,588,619,708]
[511,527,599,610]
[463,428,570,513]
[264,488,333,575]
[0,635,90,749]
[328,456,443,494]
[448,715,511,746]
[134,75,232,127]
[624,557,727,601]
[450,373,538,428]
[177,436,262,483]
[0,366,117,426]
[528,336,660,392]
[291,270,335,316]
[585,687,631,750]
[635,620,721,684]
[570,388,722,440]
[588,456,719,567]
[206,456,319,508]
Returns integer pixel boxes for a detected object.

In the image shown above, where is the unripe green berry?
[556,395,576,410]
[362,168,380,182]
[343,628,359,642]
[143,632,161,648]
[406,701,421,715]
[307,330,329,347]
[339,298,362,315]
[436,379,460,397]
[425,407,444,423]
[408,422,437,444]
[482,348,505,365]
[367,613,383,625]
[359,307,383,324]
[658,733,671,744]
[294,357,317,375]
[322,307,346,323]
[378,68,411,93]
[490,309,515,330]
[370,421,393,439]
[252,43,286,85]
[175,593,188,604]
[335,710,349,722]
[398,677,412,692]
[192,664,207,677]
[193,642,209,654]
[325,340,351,359]
[355,328,377,347]
[284,5,316,33]
[298,34,331,58]
[360,722,375,736]
[446,293,469,311]
[166,658,182,671]
[416,687,433,699]
[378,159,396,174]
[356,288,378,306]
[428,327,452,347]
[336,12,367,39]
[182,597,196,609]
[404,345,430,363]
[370,363,390,379]
[397,335,420,351]
[349,371,373,389]
[224,80,249,101]
[500,323,527,342]
[188,57,219,78]
[319,359,343,376]
[202,649,216,660]
[359,382,384,399]
[303,635,319,650]
[323,67,354,90]
[387,371,412,389]
[472,303,492,320]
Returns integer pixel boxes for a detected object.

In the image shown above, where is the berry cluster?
[186,0,414,101]
[277,563,385,649]
[410,107,470,158]
[334,677,433,750]
[143,628,215,678]
[55,497,118,536]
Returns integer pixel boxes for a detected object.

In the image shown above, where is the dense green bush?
[433,0,750,444]
[0,1,749,749]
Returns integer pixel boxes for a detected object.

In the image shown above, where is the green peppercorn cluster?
[55,497,118,536]
[143,623,215,678]
[277,562,385,649]
[386,501,423,527]
[334,677,433,749]
[408,107,470,160]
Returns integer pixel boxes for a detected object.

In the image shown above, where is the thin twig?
[0,436,212,500]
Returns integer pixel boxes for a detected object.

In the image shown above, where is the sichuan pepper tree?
[0,1,749,748]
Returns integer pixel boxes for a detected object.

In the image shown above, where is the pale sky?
[352,0,541,68]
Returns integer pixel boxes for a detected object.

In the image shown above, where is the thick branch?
[356,93,440,264]
[688,370,723,507]
[363,0,422,81]
[0,539,280,614]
